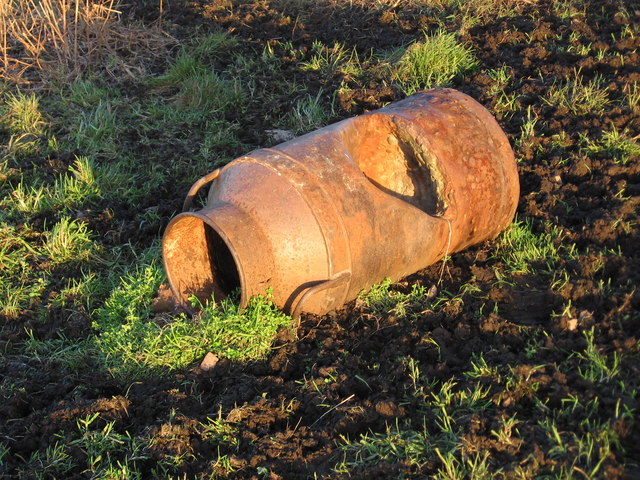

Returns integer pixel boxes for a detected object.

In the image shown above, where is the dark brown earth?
[1,0,639,478]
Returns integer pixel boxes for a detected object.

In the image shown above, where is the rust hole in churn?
[345,115,446,216]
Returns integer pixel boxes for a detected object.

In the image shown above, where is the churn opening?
[204,222,241,301]
[163,214,242,308]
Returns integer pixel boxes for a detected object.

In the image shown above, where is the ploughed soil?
[1,0,639,478]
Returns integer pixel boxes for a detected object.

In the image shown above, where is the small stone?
[200,352,219,371]
[427,285,438,300]
[566,318,578,331]
[553,174,562,184]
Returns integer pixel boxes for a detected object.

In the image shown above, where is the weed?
[583,125,640,165]
[51,156,101,208]
[553,0,587,19]
[394,29,477,94]
[174,73,245,120]
[72,99,122,154]
[150,46,247,124]
[494,218,565,274]
[286,90,333,134]
[197,411,239,449]
[0,90,49,157]
[486,65,511,95]
[50,271,108,309]
[70,413,149,477]
[1,90,47,134]
[199,120,245,160]
[0,442,8,466]
[0,224,45,317]
[68,79,117,108]
[6,178,48,214]
[21,441,75,479]
[300,40,363,78]
[493,91,518,117]
[623,81,639,110]
[192,30,239,61]
[464,353,500,379]
[336,369,494,476]
[538,414,620,478]
[42,216,96,265]
[359,278,431,318]
[23,330,93,372]
[518,105,539,148]
[434,448,494,480]
[491,414,521,446]
[573,327,621,383]
[153,51,208,88]
[336,420,433,471]
[4,155,133,216]
[543,72,610,115]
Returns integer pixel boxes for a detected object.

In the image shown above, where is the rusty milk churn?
[162,88,519,317]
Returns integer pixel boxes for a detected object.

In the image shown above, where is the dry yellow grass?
[0,0,175,83]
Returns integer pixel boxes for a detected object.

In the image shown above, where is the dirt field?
[1,0,639,478]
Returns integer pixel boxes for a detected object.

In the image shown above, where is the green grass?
[543,71,610,115]
[335,338,633,477]
[624,81,639,110]
[1,90,47,135]
[583,126,640,165]
[300,40,363,79]
[92,261,292,381]
[573,327,621,383]
[3,155,134,218]
[358,278,433,318]
[174,73,246,120]
[394,29,478,94]
[336,358,494,476]
[0,39,291,382]
[42,217,96,265]
[494,218,567,275]
[0,224,44,318]
[14,408,240,479]
[0,90,50,157]
[285,90,334,134]
[71,99,123,155]
[149,35,247,124]
[518,105,539,149]
[486,65,518,117]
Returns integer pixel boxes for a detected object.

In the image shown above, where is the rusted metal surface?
[162,88,519,316]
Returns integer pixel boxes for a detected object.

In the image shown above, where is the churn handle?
[292,270,352,320]
[182,168,221,212]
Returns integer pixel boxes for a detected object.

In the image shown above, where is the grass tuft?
[358,278,431,318]
[494,218,565,275]
[286,90,333,134]
[574,327,621,383]
[543,71,610,116]
[395,29,478,94]
[1,90,47,134]
[92,263,292,380]
[584,126,640,165]
[42,216,96,265]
